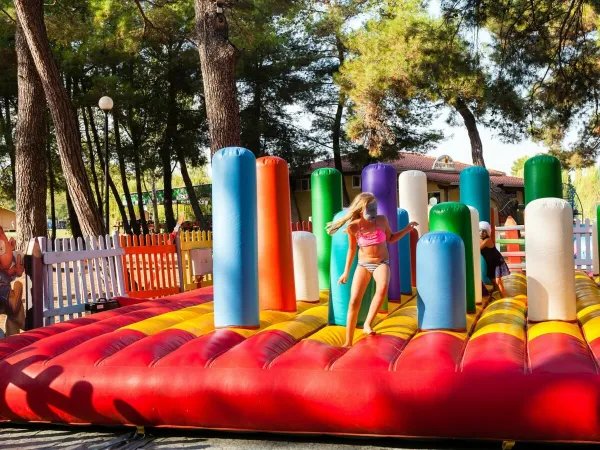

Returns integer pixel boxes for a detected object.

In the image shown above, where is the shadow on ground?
[0,423,596,449]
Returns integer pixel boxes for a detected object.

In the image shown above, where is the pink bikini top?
[356,225,387,247]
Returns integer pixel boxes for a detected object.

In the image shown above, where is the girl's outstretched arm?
[339,224,358,284]
[389,222,418,244]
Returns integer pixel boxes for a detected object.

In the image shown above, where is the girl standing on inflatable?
[327,193,417,347]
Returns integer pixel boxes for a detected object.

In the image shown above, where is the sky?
[427,116,546,175]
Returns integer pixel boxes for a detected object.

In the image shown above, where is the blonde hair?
[326,192,376,235]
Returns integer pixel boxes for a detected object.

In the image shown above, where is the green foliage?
[572,166,600,220]
[441,0,600,168]
[339,0,525,156]
[510,155,529,178]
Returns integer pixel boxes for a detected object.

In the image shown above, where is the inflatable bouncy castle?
[2,150,600,445]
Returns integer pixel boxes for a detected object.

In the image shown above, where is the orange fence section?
[120,233,180,299]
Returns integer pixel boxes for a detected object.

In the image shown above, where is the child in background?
[479,221,510,299]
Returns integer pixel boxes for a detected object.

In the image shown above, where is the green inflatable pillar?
[430,202,476,313]
[524,155,562,205]
[311,168,343,290]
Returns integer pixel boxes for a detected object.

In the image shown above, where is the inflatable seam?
[266,323,328,369]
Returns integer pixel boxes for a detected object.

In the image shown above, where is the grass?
[5,229,72,241]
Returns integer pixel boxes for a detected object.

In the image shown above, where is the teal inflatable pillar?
[329,211,376,326]
[460,166,491,282]
[398,208,412,295]
[311,168,343,290]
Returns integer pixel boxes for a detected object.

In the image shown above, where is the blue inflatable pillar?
[329,211,376,325]
[362,163,400,301]
[212,147,259,328]
[417,231,467,331]
[397,208,412,295]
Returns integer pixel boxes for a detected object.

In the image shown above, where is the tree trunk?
[1,98,16,199]
[195,0,241,153]
[151,175,160,230]
[14,0,102,236]
[47,120,56,241]
[114,113,139,234]
[177,149,209,230]
[453,97,517,219]
[65,189,82,239]
[95,141,132,235]
[14,18,47,251]
[81,107,103,217]
[132,139,149,234]
[333,35,350,206]
[161,63,177,232]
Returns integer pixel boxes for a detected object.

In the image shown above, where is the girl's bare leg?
[343,266,371,348]
[363,263,391,335]
[496,277,507,298]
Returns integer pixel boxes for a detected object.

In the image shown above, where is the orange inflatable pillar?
[505,216,521,273]
[410,228,418,287]
[256,156,296,312]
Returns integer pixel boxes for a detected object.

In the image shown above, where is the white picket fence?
[495,218,598,273]
[37,231,126,325]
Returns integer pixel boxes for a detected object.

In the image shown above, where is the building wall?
[292,175,524,223]
[0,208,16,230]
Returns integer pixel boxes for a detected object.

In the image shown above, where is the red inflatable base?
[2,275,600,444]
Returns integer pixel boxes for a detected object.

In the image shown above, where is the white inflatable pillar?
[468,206,483,304]
[526,198,576,321]
[399,171,429,237]
[292,231,319,303]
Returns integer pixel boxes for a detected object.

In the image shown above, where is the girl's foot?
[342,341,352,348]
[363,325,375,336]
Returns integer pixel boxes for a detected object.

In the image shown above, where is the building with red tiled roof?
[291,152,524,222]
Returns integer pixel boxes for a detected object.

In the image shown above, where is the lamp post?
[98,96,113,234]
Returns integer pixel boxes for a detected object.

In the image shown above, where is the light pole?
[98,96,113,234]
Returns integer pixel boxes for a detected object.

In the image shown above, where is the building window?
[428,191,442,204]
[297,178,311,192]
[352,175,361,189]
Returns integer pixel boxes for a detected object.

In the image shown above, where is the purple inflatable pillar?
[362,163,400,301]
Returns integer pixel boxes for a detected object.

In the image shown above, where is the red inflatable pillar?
[410,228,418,287]
[257,156,296,312]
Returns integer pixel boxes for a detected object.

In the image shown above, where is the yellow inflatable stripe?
[121,303,214,335]
[577,304,600,323]
[412,330,467,340]
[582,317,600,342]
[486,299,527,313]
[528,321,583,342]
[307,325,363,346]
[169,313,215,337]
[480,309,523,320]
[262,306,328,340]
[470,323,525,341]
[373,315,418,337]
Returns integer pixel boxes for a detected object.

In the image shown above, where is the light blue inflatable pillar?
[212,147,259,328]
[329,211,376,325]
[417,231,467,330]
[397,208,412,295]
[460,166,491,283]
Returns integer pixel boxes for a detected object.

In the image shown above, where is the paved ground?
[0,424,596,450]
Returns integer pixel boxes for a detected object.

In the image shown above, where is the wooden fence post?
[175,231,185,293]
[24,237,43,330]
